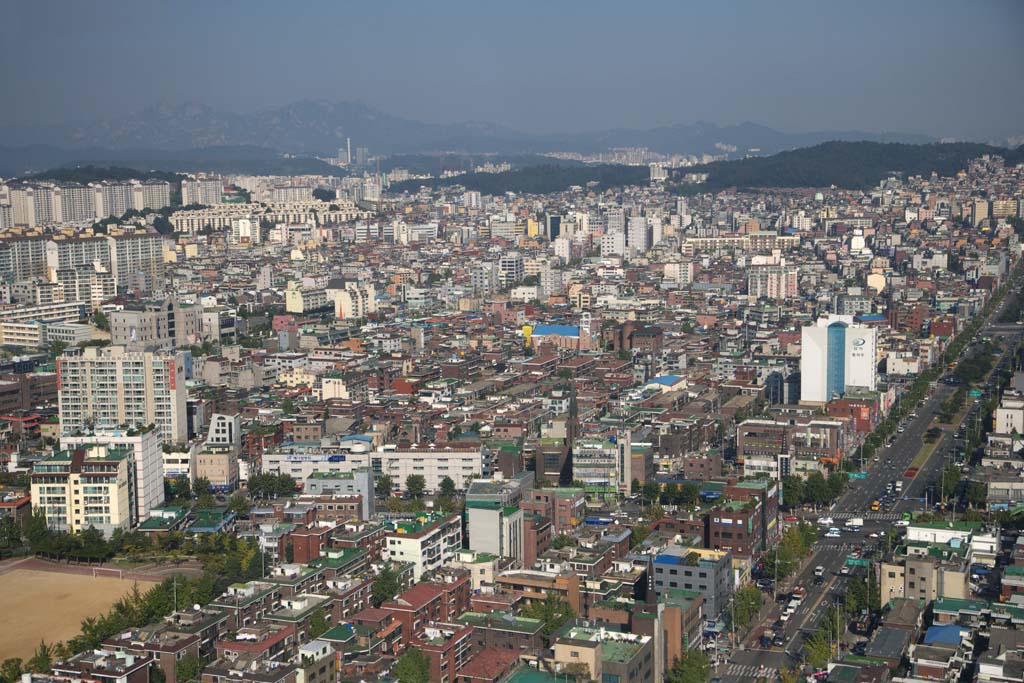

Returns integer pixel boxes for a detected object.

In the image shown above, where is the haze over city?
[1,0,1022,142]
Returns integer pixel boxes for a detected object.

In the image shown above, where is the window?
[699,572,707,578]
[570,651,579,658]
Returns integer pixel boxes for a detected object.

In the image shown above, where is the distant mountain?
[677,141,1024,192]
[0,100,939,160]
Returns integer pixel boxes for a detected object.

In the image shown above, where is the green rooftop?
[601,639,641,663]
[505,668,575,683]
[457,612,543,633]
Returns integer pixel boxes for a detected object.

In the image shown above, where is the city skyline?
[1,0,1022,143]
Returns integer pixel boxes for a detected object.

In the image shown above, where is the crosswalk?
[827,512,902,521]
[722,663,778,679]
[819,542,881,551]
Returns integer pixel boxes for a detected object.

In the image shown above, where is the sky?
[1,0,1022,141]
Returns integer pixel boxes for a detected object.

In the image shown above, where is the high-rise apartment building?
[62,427,165,523]
[58,345,188,444]
[31,446,136,536]
[498,253,524,288]
[800,315,877,403]
[181,178,223,206]
[747,265,799,301]
[106,230,167,290]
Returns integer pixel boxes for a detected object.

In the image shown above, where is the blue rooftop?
[532,324,579,337]
[923,623,964,646]
[340,434,373,443]
[654,554,685,566]
[649,375,683,386]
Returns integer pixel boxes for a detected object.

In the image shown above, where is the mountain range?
[0,99,942,170]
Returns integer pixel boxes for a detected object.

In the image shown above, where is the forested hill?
[22,165,186,183]
[676,141,1024,192]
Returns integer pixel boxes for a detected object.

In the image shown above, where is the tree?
[643,504,665,523]
[0,516,22,551]
[49,340,69,359]
[677,482,701,507]
[551,534,576,550]
[732,584,763,629]
[1,659,23,683]
[393,647,430,683]
[778,667,800,683]
[803,629,831,668]
[804,471,829,507]
[150,666,166,683]
[782,475,805,508]
[666,650,709,683]
[307,608,330,639]
[25,641,52,674]
[94,311,110,331]
[176,654,203,683]
[376,475,393,497]
[312,187,335,202]
[227,492,250,517]
[941,464,961,500]
[281,398,296,415]
[405,474,426,499]
[642,481,661,505]
[521,595,574,646]
[193,477,212,497]
[438,476,456,498]
[966,481,987,508]
[372,566,401,607]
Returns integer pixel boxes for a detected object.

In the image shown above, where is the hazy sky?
[2,0,1022,140]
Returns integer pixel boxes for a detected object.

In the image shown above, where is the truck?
[895,481,903,492]
[845,517,864,530]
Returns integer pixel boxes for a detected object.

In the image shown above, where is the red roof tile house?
[381,572,471,645]
[457,646,519,683]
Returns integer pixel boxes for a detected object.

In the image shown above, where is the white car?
[825,529,841,538]
[894,520,910,527]
[818,516,834,526]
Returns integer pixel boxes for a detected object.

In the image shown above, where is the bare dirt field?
[0,568,156,661]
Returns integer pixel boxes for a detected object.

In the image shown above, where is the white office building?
[800,315,878,403]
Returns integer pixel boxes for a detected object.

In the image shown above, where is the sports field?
[0,568,155,661]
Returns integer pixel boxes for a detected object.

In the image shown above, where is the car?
[818,516,834,526]
[873,456,880,462]
[814,565,825,577]
[772,619,785,630]
[772,634,786,647]
[840,566,851,575]
[825,529,841,538]
[784,515,799,521]
[867,532,880,539]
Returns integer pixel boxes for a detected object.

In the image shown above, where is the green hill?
[676,141,1024,192]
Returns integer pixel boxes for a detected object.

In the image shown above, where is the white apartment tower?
[58,345,188,444]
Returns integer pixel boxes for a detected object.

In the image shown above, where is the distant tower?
[346,138,352,165]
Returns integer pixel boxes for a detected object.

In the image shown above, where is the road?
[718,283,1023,681]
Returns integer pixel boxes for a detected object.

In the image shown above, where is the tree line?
[0,534,267,683]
